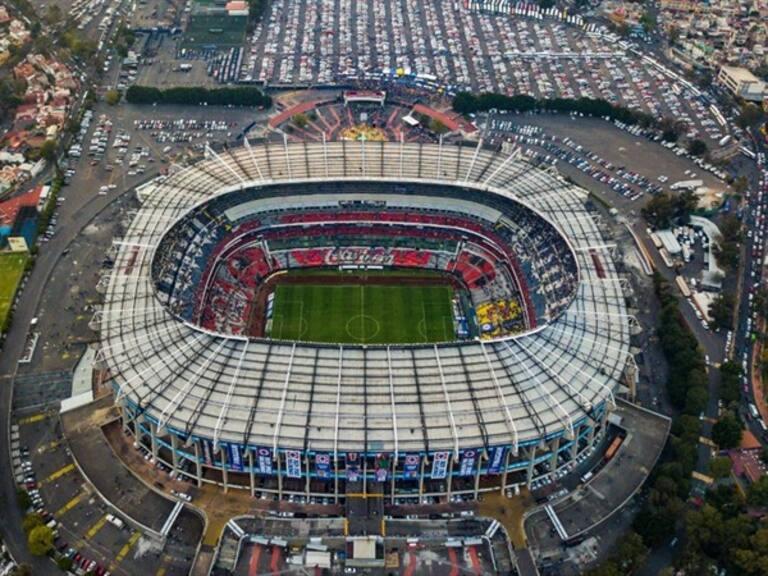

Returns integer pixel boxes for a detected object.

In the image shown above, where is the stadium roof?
[99,141,630,456]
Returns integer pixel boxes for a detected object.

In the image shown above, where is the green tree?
[708,456,733,479]
[39,139,58,168]
[640,11,657,33]
[733,175,749,196]
[21,512,43,535]
[712,412,743,449]
[747,476,768,507]
[736,103,764,130]
[709,292,735,331]
[105,89,121,106]
[16,488,31,510]
[56,556,73,571]
[27,524,54,556]
[688,139,708,157]
[10,565,32,576]
[292,113,308,129]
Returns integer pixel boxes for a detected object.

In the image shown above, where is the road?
[0,170,150,565]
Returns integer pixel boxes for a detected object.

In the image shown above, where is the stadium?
[98,140,632,502]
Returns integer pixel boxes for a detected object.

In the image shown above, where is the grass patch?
[269,283,455,344]
[0,252,28,332]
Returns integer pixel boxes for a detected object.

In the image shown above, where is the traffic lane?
[0,170,153,564]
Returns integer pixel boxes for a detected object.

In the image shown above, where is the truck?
[675,275,692,298]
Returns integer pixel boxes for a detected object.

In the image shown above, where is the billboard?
[431,451,450,479]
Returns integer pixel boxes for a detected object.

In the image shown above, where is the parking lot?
[12,411,191,575]
[484,114,731,211]
[246,1,721,140]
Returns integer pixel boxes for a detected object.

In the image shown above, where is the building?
[99,141,631,503]
[717,65,767,102]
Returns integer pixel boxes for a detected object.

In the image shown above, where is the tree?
[10,565,32,576]
[21,512,43,535]
[747,476,768,507]
[16,488,31,510]
[712,412,743,449]
[27,524,54,556]
[709,456,733,479]
[39,139,57,165]
[292,113,308,129]
[709,292,735,331]
[105,89,121,106]
[736,103,764,130]
[642,193,677,228]
[44,3,62,25]
[733,175,749,196]
[688,139,708,157]
[640,11,657,33]
[56,556,73,571]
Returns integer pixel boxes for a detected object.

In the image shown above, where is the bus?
[604,436,623,461]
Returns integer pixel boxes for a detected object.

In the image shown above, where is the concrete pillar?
[549,436,561,473]
[170,434,180,472]
[221,447,229,494]
[473,452,484,499]
[526,445,537,488]
[334,455,339,504]
[500,448,511,494]
[305,454,311,499]
[277,451,283,499]
[446,455,455,500]
[249,449,255,497]
[390,455,397,505]
[418,455,426,498]
[149,420,158,458]
[194,442,203,488]
[570,427,580,461]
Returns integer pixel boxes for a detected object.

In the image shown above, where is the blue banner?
[459,449,477,476]
[346,452,360,482]
[315,452,331,479]
[255,447,272,475]
[431,451,450,479]
[375,453,390,482]
[487,446,507,475]
[201,439,213,466]
[403,453,421,479]
[227,443,243,471]
[285,450,302,478]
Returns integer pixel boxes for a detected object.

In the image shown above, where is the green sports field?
[0,252,28,331]
[181,14,247,49]
[268,283,455,344]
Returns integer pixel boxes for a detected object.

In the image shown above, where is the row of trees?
[125,85,272,108]
[452,91,656,127]
[591,273,754,575]
[589,273,713,576]
[640,189,698,229]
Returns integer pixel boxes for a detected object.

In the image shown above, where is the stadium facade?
[98,140,633,502]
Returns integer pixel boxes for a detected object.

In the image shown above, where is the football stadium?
[98,140,632,502]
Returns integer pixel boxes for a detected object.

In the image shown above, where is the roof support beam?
[479,342,519,455]
[333,346,343,462]
[433,345,460,459]
[213,340,250,451]
[272,343,297,453]
[387,347,399,459]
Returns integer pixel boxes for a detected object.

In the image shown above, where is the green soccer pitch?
[268,282,455,344]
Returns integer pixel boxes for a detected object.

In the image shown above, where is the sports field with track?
[268,282,455,344]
